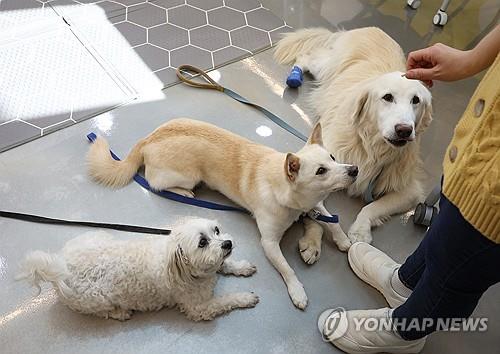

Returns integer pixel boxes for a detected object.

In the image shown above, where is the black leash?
[0,211,171,235]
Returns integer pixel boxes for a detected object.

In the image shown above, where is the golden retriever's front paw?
[348,222,372,244]
[298,236,321,264]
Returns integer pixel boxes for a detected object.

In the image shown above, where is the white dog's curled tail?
[17,251,73,298]
[274,27,335,65]
[86,137,144,188]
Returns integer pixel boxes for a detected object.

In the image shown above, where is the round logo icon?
[318,307,349,341]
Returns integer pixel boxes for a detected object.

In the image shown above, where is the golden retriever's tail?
[86,137,144,188]
[274,27,335,65]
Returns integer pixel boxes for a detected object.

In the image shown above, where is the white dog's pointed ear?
[284,153,300,182]
[307,123,324,146]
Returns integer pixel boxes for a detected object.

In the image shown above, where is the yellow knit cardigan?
[442,54,500,243]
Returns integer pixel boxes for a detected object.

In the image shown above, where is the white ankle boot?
[348,242,410,308]
[319,307,426,354]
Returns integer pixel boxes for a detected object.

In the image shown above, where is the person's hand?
[405,43,475,87]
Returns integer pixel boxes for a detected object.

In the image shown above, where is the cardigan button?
[449,145,458,163]
[474,99,485,117]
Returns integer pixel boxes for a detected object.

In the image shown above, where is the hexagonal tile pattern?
[213,46,249,67]
[114,22,146,47]
[149,23,188,50]
[95,1,126,24]
[190,25,229,51]
[187,0,223,11]
[0,0,292,151]
[170,45,212,69]
[225,0,260,12]
[246,7,284,31]
[133,44,169,71]
[208,7,245,31]
[150,0,185,9]
[112,0,144,6]
[128,3,167,28]
[230,26,270,52]
[168,5,206,29]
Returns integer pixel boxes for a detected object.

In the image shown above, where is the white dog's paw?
[348,222,372,244]
[287,280,308,310]
[234,260,257,277]
[237,292,260,308]
[166,187,195,198]
[107,308,132,321]
[298,236,321,264]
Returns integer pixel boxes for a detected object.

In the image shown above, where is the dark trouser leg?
[392,195,500,340]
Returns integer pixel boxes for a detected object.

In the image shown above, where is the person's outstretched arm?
[405,25,500,86]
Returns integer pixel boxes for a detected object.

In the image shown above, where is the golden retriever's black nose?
[395,124,413,138]
[221,240,232,250]
[347,166,358,177]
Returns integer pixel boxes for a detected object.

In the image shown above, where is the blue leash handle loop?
[86,133,339,223]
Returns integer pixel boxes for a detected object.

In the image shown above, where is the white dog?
[86,118,358,309]
[18,218,259,321]
[275,27,432,246]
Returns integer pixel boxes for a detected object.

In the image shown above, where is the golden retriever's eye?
[198,236,209,248]
[316,167,327,175]
[214,226,220,235]
[411,96,420,104]
[382,93,394,102]
[330,154,336,161]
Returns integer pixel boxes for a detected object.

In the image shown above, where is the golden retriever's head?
[350,72,432,148]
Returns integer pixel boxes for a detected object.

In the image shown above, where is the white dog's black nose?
[395,124,413,139]
[221,240,232,250]
[347,166,358,177]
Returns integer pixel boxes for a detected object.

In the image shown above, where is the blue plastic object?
[286,66,303,88]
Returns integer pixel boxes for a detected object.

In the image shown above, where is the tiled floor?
[0,0,290,152]
[0,1,499,354]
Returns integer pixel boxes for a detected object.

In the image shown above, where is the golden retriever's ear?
[350,89,369,124]
[307,122,323,146]
[416,100,433,134]
[284,153,300,182]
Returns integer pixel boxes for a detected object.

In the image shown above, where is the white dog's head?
[172,218,232,278]
[284,123,358,210]
[350,72,432,148]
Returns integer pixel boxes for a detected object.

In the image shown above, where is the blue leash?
[86,133,338,223]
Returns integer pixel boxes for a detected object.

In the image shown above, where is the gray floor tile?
[246,7,286,31]
[190,25,230,51]
[230,26,271,52]
[149,23,189,50]
[225,0,261,12]
[0,120,40,151]
[114,21,147,47]
[128,3,167,28]
[113,0,145,6]
[170,45,212,69]
[133,43,170,71]
[150,0,184,9]
[95,0,126,24]
[270,25,292,45]
[168,4,207,29]
[213,46,249,67]
[207,6,246,31]
[153,67,178,86]
[186,0,223,11]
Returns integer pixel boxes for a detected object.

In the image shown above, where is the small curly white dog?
[17,218,259,321]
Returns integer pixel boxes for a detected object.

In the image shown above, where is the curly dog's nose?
[221,240,232,250]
